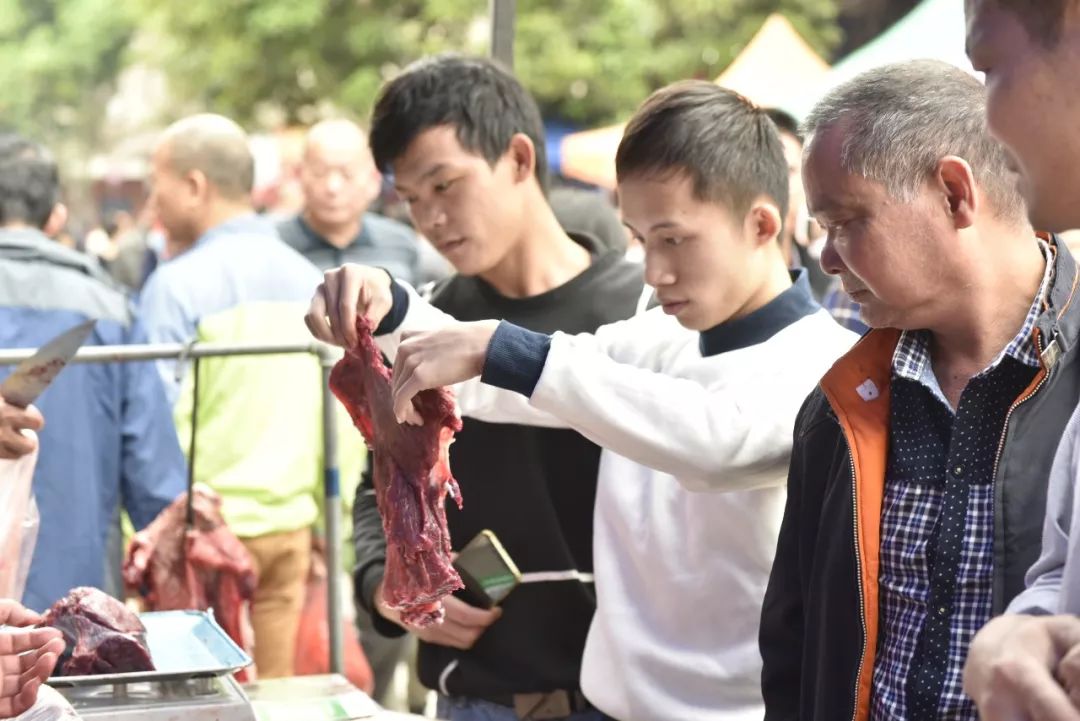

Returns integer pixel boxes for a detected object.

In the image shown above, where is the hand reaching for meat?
[390,321,500,424]
[330,316,465,627]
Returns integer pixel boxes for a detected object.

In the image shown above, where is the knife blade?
[0,320,96,408]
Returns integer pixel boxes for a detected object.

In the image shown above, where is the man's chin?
[447,255,488,277]
[854,303,889,331]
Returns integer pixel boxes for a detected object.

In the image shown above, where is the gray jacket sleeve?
[1008,405,1080,615]
[351,458,407,638]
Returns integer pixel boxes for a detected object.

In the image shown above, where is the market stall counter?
[42,603,422,721]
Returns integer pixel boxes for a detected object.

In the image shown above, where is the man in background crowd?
[278,119,447,284]
[139,114,331,678]
[549,185,628,255]
[0,133,185,612]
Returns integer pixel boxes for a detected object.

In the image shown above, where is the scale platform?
[56,674,255,721]
[50,609,256,721]
[47,612,388,720]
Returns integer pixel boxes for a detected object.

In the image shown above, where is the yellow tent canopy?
[716,14,831,108]
[559,13,829,189]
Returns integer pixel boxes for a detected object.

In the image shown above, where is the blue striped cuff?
[480,321,552,397]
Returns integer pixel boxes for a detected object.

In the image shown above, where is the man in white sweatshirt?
[308,81,856,720]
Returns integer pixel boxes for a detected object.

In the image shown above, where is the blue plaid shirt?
[870,243,1052,721]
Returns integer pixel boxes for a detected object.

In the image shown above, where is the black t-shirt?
[353,233,644,697]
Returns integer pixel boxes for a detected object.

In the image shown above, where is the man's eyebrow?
[395,163,447,193]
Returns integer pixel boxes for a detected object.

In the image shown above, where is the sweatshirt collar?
[699,270,820,357]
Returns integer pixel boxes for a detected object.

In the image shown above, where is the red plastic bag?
[294,551,373,694]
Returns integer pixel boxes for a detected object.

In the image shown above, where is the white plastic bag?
[0,431,40,601]
[12,685,82,720]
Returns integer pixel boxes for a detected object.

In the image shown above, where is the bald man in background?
[139,114,332,678]
[278,119,443,285]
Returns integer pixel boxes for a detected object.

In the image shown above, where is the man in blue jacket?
[0,133,186,611]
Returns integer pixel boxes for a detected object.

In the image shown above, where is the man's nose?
[818,234,846,277]
[644,249,676,288]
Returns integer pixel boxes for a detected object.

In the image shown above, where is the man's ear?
[935,155,978,230]
[42,203,68,238]
[746,198,784,248]
[186,169,210,205]
[506,133,537,185]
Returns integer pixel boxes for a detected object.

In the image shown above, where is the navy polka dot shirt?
[870,245,1052,721]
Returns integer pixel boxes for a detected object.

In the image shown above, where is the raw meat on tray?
[330,317,463,627]
[43,587,154,676]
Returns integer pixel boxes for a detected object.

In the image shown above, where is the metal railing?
[0,340,347,675]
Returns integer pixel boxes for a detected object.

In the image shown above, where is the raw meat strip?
[330,317,463,627]
[122,487,256,668]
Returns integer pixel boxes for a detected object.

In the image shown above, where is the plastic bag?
[293,549,374,694]
[12,685,82,720]
[0,432,40,601]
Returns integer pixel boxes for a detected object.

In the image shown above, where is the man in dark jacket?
[759,60,1080,721]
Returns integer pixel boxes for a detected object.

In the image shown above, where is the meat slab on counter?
[43,587,154,676]
[330,317,464,627]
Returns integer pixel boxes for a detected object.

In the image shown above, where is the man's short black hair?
[764,108,802,144]
[995,0,1070,47]
[369,54,548,191]
[0,134,60,229]
[616,81,789,223]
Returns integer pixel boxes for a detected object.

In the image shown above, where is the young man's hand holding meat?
[373,577,501,650]
[307,264,395,350]
[307,263,504,426]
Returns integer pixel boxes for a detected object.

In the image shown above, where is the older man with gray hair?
[759,59,1080,721]
[139,113,330,678]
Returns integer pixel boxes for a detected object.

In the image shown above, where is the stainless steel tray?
[48,609,252,687]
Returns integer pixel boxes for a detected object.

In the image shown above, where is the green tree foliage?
[0,0,840,140]
[0,0,136,140]
[140,0,840,127]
